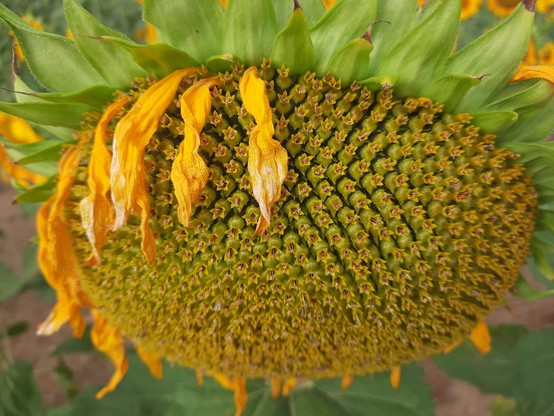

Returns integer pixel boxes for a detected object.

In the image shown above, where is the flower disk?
[67,64,537,379]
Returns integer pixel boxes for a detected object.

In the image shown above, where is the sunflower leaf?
[375,0,461,97]
[144,0,224,63]
[513,276,554,300]
[63,0,146,88]
[0,3,105,92]
[483,79,553,112]
[420,74,481,112]
[14,176,56,204]
[445,4,535,110]
[272,7,315,75]
[4,140,63,165]
[224,0,279,65]
[97,36,200,77]
[310,0,377,76]
[0,101,92,129]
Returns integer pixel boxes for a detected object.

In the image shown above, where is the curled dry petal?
[91,309,129,399]
[239,67,288,235]
[81,97,131,265]
[110,68,198,264]
[171,77,220,226]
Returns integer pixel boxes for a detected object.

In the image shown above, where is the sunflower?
[489,0,553,16]
[1,0,553,415]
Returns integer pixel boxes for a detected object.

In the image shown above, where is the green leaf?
[471,110,518,133]
[272,7,315,75]
[375,0,461,97]
[53,327,94,355]
[513,276,554,300]
[0,261,23,302]
[0,361,43,416]
[273,0,325,28]
[55,358,80,399]
[484,79,553,112]
[315,364,435,416]
[4,140,63,165]
[310,0,377,76]
[28,85,116,110]
[3,321,29,337]
[243,390,291,416]
[513,328,554,416]
[63,0,146,87]
[434,324,529,396]
[488,395,518,416]
[327,37,373,84]
[144,0,224,63]
[15,177,56,204]
[0,3,105,92]
[0,101,92,128]
[445,4,535,110]
[420,74,481,112]
[224,0,279,65]
[98,36,200,77]
[291,384,357,416]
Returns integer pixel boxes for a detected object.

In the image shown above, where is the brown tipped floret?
[65,64,537,379]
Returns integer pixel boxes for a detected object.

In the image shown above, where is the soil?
[1,181,553,415]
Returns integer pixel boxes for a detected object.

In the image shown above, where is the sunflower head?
[1,0,554,414]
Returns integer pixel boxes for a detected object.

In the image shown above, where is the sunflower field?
[1,1,554,415]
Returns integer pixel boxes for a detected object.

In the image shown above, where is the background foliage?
[1,1,554,415]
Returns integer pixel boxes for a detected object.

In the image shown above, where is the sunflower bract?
[0,0,553,411]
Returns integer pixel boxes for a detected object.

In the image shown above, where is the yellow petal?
[282,377,297,397]
[390,366,401,390]
[239,67,288,235]
[341,374,354,393]
[210,372,235,390]
[91,309,129,399]
[195,369,204,386]
[322,0,336,9]
[136,344,163,379]
[461,0,483,20]
[511,65,554,84]
[469,321,491,355]
[0,112,43,144]
[443,339,462,354]
[36,141,90,336]
[233,378,247,416]
[135,22,157,45]
[0,145,47,188]
[171,77,220,226]
[81,97,131,265]
[271,379,281,399]
[110,68,198,264]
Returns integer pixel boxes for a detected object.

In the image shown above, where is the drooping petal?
[282,378,297,396]
[341,374,354,392]
[469,321,491,355]
[91,309,129,399]
[136,344,163,379]
[210,373,247,416]
[0,145,47,188]
[239,67,288,235]
[36,140,89,337]
[110,68,199,264]
[271,379,281,399]
[81,97,131,265]
[195,369,204,386]
[390,366,401,390]
[171,77,220,226]
[511,65,554,83]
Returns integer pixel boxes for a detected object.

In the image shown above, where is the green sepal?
[310,0,377,76]
[15,177,56,204]
[273,0,325,28]
[63,0,146,88]
[503,141,554,166]
[0,3,104,92]
[530,233,554,280]
[19,86,115,110]
[2,139,63,165]
[471,110,518,133]
[223,0,279,65]
[272,7,315,75]
[360,75,397,91]
[205,54,238,73]
[97,36,200,77]
[369,0,418,72]
[445,4,535,110]
[327,38,372,85]
[143,0,224,63]
[420,74,481,112]
[496,96,554,145]
[0,101,92,129]
[375,0,461,97]
[486,79,553,110]
[513,276,554,300]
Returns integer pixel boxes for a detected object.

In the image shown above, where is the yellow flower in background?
[1,0,554,414]
[539,42,554,64]
[489,0,553,16]
[419,0,483,19]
